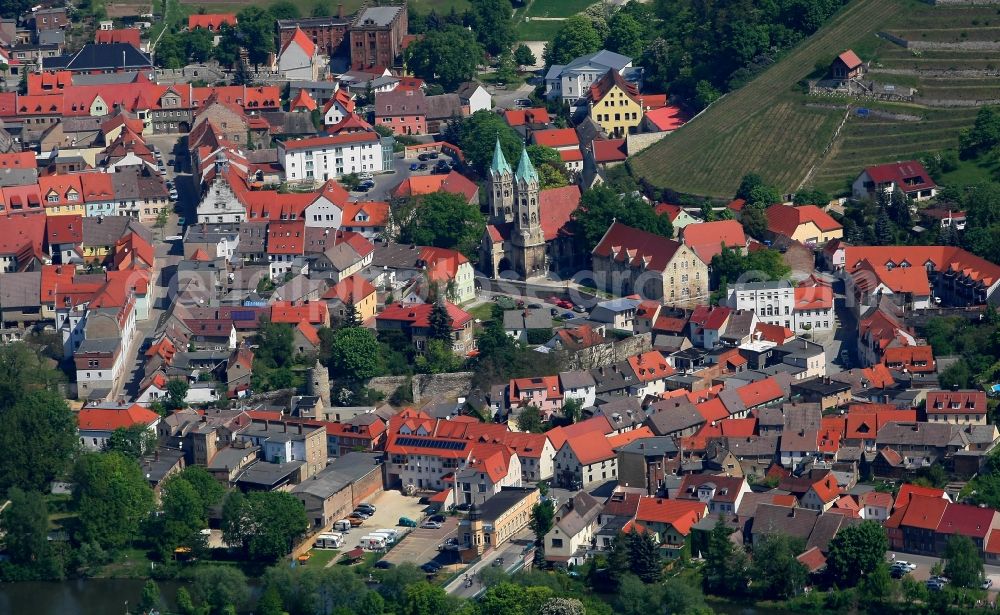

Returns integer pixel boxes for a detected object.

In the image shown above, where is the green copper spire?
[490,137,511,176]
[514,146,538,184]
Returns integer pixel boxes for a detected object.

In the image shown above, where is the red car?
[548,296,573,309]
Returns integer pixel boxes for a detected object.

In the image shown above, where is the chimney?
[338,3,344,18]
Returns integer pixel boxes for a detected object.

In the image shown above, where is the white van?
[360,535,387,551]
[333,519,351,532]
[369,531,395,545]
[314,532,343,549]
[375,528,399,542]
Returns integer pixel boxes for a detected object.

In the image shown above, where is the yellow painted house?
[588,69,643,137]
[765,204,844,246]
[40,175,86,217]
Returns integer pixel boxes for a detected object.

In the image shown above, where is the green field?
[175,0,470,16]
[630,0,1000,198]
[517,18,564,41]
[524,0,593,18]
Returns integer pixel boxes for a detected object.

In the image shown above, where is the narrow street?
[444,529,535,598]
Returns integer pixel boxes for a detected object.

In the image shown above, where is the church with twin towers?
[480,139,583,280]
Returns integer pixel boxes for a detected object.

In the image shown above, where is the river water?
[0,579,184,614]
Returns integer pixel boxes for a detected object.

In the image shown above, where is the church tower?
[487,138,514,224]
[511,146,546,277]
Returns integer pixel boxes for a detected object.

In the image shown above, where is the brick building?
[349,5,407,70]
[278,14,350,57]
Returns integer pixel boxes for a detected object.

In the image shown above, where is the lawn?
[516,18,564,41]
[937,154,999,186]
[299,548,340,568]
[178,0,469,15]
[524,0,593,18]
[467,303,495,322]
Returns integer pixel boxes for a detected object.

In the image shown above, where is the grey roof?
[791,377,851,396]
[877,421,969,449]
[45,43,152,71]
[562,50,631,74]
[730,280,793,292]
[593,298,640,314]
[559,370,595,390]
[424,93,464,120]
[111,169,168,201]
[0,271,41,308]
[807,513,859,553]
[774,338,826,360]
[756,407,785,428]
[646,398,703,435]
[721,435,779,458]
[456,81,485,99]
[653,334,691,353]
[321,242,364,271]
[185,223,240,243]
[236,459,304,488]
[274,274,326,302]
[752,504,819,541]
[37,30,65,46]
[77,338,121,353]
[375,88,425,117]
[964,425,998,446]
[278,16,349,29]
[72,72,145,86]
[371,243,426,270]
[503,308,552,331]
[353,6,403,27]
[617,436,678,456]
[292,452,381,499]
[140,447,185,484]
[476,486,538,522]
[782,402,822,432]
[82,215,152,247]
[0,167,38,188]
[780,428,818,453]
[554,491,602,537]
[720,310,756,341]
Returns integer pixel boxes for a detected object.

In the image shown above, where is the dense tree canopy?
[572,186,674,251]
[73,452,155,550]
[330,326,385,383]
[825,521,888,588]
[711,246,791,289]
[0,344,76,495]
[222,490,308,562]
[396,191,486,260]
[750,534,808,599]
[451,110,525,177]
[406,27,484,90]
[469,0,515,56]
[544,16,603,66]
[944,534,985,588]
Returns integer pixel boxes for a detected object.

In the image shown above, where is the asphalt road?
[888,550,1000,594]
[444,528,535,598]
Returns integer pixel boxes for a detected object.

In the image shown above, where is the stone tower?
[511,146,546,277]
[307,360,331,409]
[487,138,514,224]
[468,503,485,555]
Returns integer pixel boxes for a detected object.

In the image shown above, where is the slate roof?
[44,43,152,71]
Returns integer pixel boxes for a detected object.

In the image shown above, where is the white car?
[421,520,442,530]
[892,560,916,571]
[164,235,182,241]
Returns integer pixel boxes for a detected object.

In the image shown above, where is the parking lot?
[340,489,428,550]
[379,516,461,569]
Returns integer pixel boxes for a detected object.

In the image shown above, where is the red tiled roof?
[766,204,842,238]
[592,221,683,273]
[863,160,936,194]
[653,315,687,334]
[643,105,687,131]
[809,474,840,504]
[324,273,377,303]
[296,321,321,346]
[895,484,948,510]
[282,26,317,58]
[837,49,863,70]
[266,219,305,255]
[280,131,378,152]
[46,214,83,244]
[846,245,1000,289]
[592,138,627,163]
[0,213,46,256]
[797,546,827,573]
[502,107,550,127]
[736,377,783,408]
[936,502,997,539]
[794,285,833,311]
[376,302,471,330]
[926,390,987,416]
[682,220,746,263]
[690,305,731,331]
[627,350,674,382]
[587,69,639,105]
[539,185,581,241]
[563,430,616,465]
[655,203,682,221]
[558,148,583,162]
[532,128,579,149]
[78,404,159,431]
[899,494,949,530]
[95,28,141,47]
[754,322,794,344]
[0,151,36,170]
[860,491,894,509]
[882,345,935,372]
[289,89,317,112]
[634,497,706,535]
[270,301,328,326]
[987,530,1000,555]
[189,13,236,30]
[606,425,655,449]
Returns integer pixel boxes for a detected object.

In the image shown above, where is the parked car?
[359,172,374,180]
[348,517,364,527]
[350,511,370,520]
[418,163,428,170]
[420,562,441,573]
[572,304,586,313]
[927,579,945,592]
[515,98,531,108]
[418,153,429,161]
[374,560,394,569]
[429,514,446,523]
[398,516,418,527]
[894,561,917,571]
[890,567,907,579]
[177,216,186,226]
[357,503,377,514]
[454,503,471,512]
[422,520,442,530]
[983,578,994,589]
[410,163,420,171]
[492,557,504,567]
[428,152,439,159]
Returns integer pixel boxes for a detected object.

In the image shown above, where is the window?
[551,538,563,548]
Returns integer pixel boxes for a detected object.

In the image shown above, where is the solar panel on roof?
[396,437,466,451]
[232,310,258,319]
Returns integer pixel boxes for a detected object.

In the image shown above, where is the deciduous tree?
[469,0,515,56]
[750,534,807,599]
[73,452,155,550]
[514,44,536,67]
[944,534,985,588]
[396,191,485,260]
[331,326,385,383]
[406,27,484,91]
[825,520,888,588]
[106,424,157,459]
[221,491,308,562]
[544,16,602,66]
[572,186,674,251]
